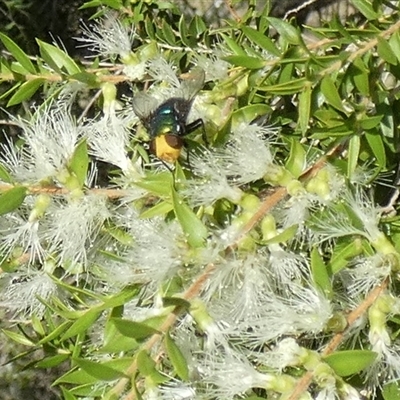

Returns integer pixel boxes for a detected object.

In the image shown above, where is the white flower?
[199,350,273,399]
[182,148,243,206]
[157,380,197,400]
[204,254,271,323]
[340,254,391,298]
[0,213,44,265]
[217,123,275,184]
[256,338,307,372]
[182,123,276,206]
[267,244,309,289]
[76,13,135,60]
[0,107,82,183]
[147,57,181,89]
[105,209,187,287]
[239,285,332,346]
[194,52,230,82]
[44,194,111,271]
[279,195,311,230]
[86,115,143,178]
[0,269,57,318]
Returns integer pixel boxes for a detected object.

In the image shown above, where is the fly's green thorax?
[146,97,193,138]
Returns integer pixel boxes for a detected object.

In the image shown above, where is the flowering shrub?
[1,1,400,399]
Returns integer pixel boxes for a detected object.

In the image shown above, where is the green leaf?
[311,247,332,298]
[36,354,70,368]
[365,131,386,168]
[359,115,382,130]
[171,185,207,248]
[159,19,176,45]
[377,98,394,138]
[7,78,45,106]
[324,350,377,376]
[135,172,174,197]
[37,321,72,345]
[321,75,345,112]
[69,384,105,397]
[136,349,156,376]
[101,328,138,353]
[2,329,35,346]
[389,32,400,64]
[37,39,81,75]
[351,57,369,96]
[191,15,206,36]
[31,315,45,336]
[103,222,134,246]
[298,83,312,135]
[223,55,266,69]
[285,139,306,177]
[264,224,298,245]
[347,135,360,178]
[60,387,78,400]
[68,139,89,187]
[382,382,400,400]
[165,330,189,381]
[267,17,301,45]
[54,367,98,385]
[351,0,379,19]
[111,318,160,339]
[377,37,397,65]
[0,32,36,74]
[73,358,126,381]
[179,15,193,48]
[329,239,364,274]
[136,350,167,384]
[71,72,99,86]
[101,306,138,353]
[260,78,307,95]
[0,163,12,183]
[0,186,27,216]
[139,201,174,219]
[220,33,247,56]
[241,26,280,56]
[162,297,191,309]
[231,104,271,127]
[79,0,122,10]
[60,309,102,341]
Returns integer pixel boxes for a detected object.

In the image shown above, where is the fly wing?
[179,68,205,100]
[132,92,158,121]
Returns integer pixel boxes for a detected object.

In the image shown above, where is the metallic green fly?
[132,68,205,163]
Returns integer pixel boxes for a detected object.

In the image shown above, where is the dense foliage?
[1,1,400,399]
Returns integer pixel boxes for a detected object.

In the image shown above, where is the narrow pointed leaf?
[73,358,126,381]
[347,135,360,178]
[111,318,159,339]
[60,309,102,341]
[298,83,312,135]
[69,139,89,187]
[311,247,332,298]
[267,17,301,45]
[165,330,189,381]
[171,185,207,248]
[7,78,45,106]
[0,186,27,216]
[0,33,36,74]
[321,76,345,112]
[324,350,377,376]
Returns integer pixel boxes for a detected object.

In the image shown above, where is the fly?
[132,68,205,163]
